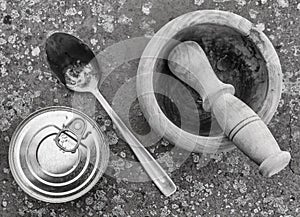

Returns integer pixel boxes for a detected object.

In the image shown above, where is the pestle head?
[168,41,213,84]
[168,41,235,111]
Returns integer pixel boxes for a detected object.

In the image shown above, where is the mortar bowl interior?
[154,24,268,136]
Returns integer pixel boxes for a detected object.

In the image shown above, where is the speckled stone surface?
[0,0,300,216]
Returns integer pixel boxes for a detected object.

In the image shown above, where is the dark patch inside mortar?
[154,24,269,136]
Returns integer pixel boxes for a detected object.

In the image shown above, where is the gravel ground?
[0,0,300,216]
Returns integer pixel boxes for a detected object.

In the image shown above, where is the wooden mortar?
[136,10,282,154]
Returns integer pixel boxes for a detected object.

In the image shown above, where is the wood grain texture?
[136,10,282,154]
[168,41,290,177]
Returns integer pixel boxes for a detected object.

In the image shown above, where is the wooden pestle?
[168,41,291,177]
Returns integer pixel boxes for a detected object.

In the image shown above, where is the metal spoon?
[45,32,176,196]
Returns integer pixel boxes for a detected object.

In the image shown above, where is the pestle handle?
[168,41,291,177]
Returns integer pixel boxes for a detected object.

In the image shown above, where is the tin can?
[9,106,109,203]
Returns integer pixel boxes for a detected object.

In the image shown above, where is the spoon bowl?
[45,32,99,85]
[45,32,100,92]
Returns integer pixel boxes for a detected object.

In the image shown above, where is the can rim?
[9,106,110,203]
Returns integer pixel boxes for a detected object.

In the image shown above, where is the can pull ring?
[54,117,90,153]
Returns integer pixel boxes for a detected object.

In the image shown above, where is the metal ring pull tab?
[54,117,90,153]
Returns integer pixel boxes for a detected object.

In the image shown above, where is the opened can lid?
[9,106,109,203]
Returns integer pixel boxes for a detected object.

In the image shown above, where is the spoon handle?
[92,88,177,196]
